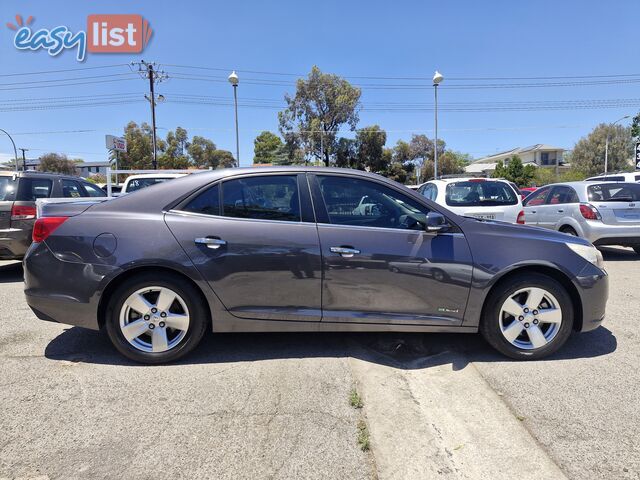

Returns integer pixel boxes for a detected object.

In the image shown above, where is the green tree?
[409,134,446,179]
[114,121,166,169]
[212,150,236,168]
[335,137,357,168]
[492,155,536,186]
[159,127,190,169]
[355,125,388,172]
[38,153,80,175]
[632,112,640,139]
[278,66,361,166]
[385,162,408,184]
[187,136,217,168]
[253,131,284,164]
[571,123,633,176]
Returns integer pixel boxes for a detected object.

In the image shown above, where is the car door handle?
[194,237,227,249]
[557,209,564,213]
[330,246,361,258]
[530,210,537,214]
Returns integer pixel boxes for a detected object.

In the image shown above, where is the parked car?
[585,172,640,183]
[519,187,537,200]
[417,177,525,223]
[24,167,607,364]
[523,181,640,254]
[121,173,186,194]
[0,171,106,260]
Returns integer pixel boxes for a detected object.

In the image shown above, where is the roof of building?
[470,144,565,164]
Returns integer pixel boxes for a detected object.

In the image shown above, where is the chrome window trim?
[315,221,464,236]
[166,208,312,226]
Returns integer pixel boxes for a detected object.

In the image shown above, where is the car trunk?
[37,198,109,218]
[597,202,640,226]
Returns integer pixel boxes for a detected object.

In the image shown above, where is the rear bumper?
[24,241,120,330]
[0,227,31,259]
[581,222,640,246]
[575,262,609,332]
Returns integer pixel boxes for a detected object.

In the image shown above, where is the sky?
[0,0,637,167]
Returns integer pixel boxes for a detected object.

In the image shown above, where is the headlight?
[565,242,604,269]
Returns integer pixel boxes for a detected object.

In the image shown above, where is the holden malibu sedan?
[24,167,608,364]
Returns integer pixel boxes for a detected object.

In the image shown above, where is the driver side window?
[317,175,430,230]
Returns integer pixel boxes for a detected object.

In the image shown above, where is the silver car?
[523,181,640,254]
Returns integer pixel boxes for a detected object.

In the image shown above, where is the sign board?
[106,135,127,152]
[636,142,640,170]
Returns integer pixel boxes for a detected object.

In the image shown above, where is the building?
[465,144,567,175]
[76,161,112,178]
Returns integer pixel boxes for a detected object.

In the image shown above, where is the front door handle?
[330,246,361,258]
[195,237,227,249]
[557,209,564,213]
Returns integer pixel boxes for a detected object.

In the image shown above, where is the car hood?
[460,217,593,247]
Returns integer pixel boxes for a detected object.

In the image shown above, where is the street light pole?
[0,129,18,173]
[604,115,631,176]
[228,71,240,167]
[432,71,444,180]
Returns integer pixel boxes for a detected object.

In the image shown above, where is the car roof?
[124,173,186,180]
[426,177,510,184]
[0,170,89,180]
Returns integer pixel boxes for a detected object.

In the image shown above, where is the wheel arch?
[97,265,212,330]
[481,265,583,332]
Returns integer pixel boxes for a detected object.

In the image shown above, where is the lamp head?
[433,70,444,86]
[228,70,239,86]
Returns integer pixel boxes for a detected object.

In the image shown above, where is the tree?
[409,134,445,179]
[211,150,236,168]
[38,153,79,175]
[355,125,388,172]
[159,127,190,169]
[632,112,640,139]
[278,66,361,166]
[114,121,165,169]
[253,131,284,164]
[492,155,536,186]
[187,136,217,168]
[385,162,408,184]
[335,137,357,168]
[570,123,633,176]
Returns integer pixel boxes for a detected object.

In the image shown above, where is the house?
[465,144,567,175]
[76,161,112,178]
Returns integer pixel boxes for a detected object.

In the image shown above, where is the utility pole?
[18,148,28,171]
[131,61,168,170]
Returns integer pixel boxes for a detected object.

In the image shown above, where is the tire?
[560,226,578,236]
[431,268,447,282]
[479,273,574,360]
[105,272,208,364]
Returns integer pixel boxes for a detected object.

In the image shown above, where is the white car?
[585,172,640,183]
[416,177,524,224]
[121,173,186,194]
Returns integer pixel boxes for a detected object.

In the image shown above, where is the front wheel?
[480,273,574,360]
[105,273,208,364]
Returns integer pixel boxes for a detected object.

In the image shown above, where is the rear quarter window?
[16,178,53,201]
[0,176,17,201]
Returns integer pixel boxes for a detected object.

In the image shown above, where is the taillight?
[516,210,525,224]
[579,203,601,221]
[32,217,68,243]
[11,205,36,220]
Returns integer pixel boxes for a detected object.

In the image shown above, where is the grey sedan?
[523,181,640,254]
[24,167,608,364]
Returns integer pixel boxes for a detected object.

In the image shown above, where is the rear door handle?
[330,246,361,258]
[195,237,227,249]
[557,209,564,213]
[530,210,537,214]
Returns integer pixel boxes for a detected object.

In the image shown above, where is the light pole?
[0,129,18,173]
[228,71,240,167]
[432,71,444,179]
[604,115,631,175]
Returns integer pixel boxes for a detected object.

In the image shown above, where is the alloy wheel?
[498,287,562,350]
[119,286,190,353]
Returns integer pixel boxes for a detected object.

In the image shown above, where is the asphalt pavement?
[0,247,637,479]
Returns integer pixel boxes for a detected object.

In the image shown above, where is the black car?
[23,167,608,364]
[0,171,106,260]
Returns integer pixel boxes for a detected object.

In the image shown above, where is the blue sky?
[0,0,637,166]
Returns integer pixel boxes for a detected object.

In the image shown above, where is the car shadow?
[44,324,618,370]
[0,261,23,284]
[599,246,639,261]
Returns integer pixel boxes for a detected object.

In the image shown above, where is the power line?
[0,63,128,78]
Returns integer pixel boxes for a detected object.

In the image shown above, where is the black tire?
[479,273,574,360]
[431,268,447,282]
[105,272,208,364]
[560,226,578,236]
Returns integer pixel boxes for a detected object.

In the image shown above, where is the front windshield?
[445,181,518,207]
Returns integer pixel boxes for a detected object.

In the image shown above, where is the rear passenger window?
[222,175,300,222]
[183,184,220,216]
[17,178,52,201]
[62,180,85,198]
[548,186,578,204]
[523,187,549,206]
[82,182,107,197]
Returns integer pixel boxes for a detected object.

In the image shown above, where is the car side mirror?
[425,212,450,233]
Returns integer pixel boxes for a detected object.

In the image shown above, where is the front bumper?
[24,241,120,330]
[575,262,609,332]
[0,227,31,259]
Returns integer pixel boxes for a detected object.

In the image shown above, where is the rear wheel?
[480,273,574,360]
[560,226,578,236]
[105,273,208,364]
